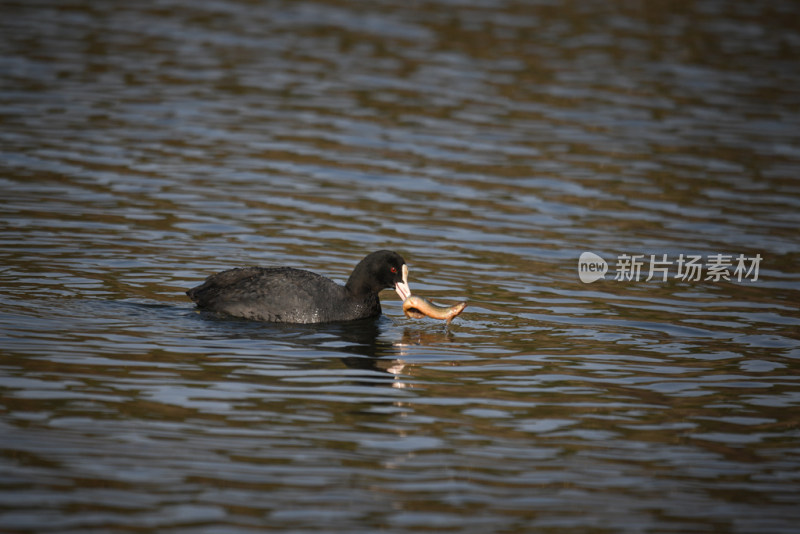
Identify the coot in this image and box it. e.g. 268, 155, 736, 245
186, 250, 410, 323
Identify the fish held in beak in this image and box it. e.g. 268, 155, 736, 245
402, 295, 467, 325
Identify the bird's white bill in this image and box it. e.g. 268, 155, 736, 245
395, 264, 411, 301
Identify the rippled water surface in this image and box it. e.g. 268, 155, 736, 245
2, 1, 800, 532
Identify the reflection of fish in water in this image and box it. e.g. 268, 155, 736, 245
402, 295, 467, 325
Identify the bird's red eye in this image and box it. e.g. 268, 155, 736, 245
390, 267, 397, 274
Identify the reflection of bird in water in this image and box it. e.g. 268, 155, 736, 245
340, 323, 463, 391
189, 293, 462, 390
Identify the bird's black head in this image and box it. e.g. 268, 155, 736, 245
346, 250, 410, 300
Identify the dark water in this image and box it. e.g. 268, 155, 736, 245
2, 1, 800, 532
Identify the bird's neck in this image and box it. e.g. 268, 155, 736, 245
345, 264, 377, 298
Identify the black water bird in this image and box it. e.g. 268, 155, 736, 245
187, 250, 410, 324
